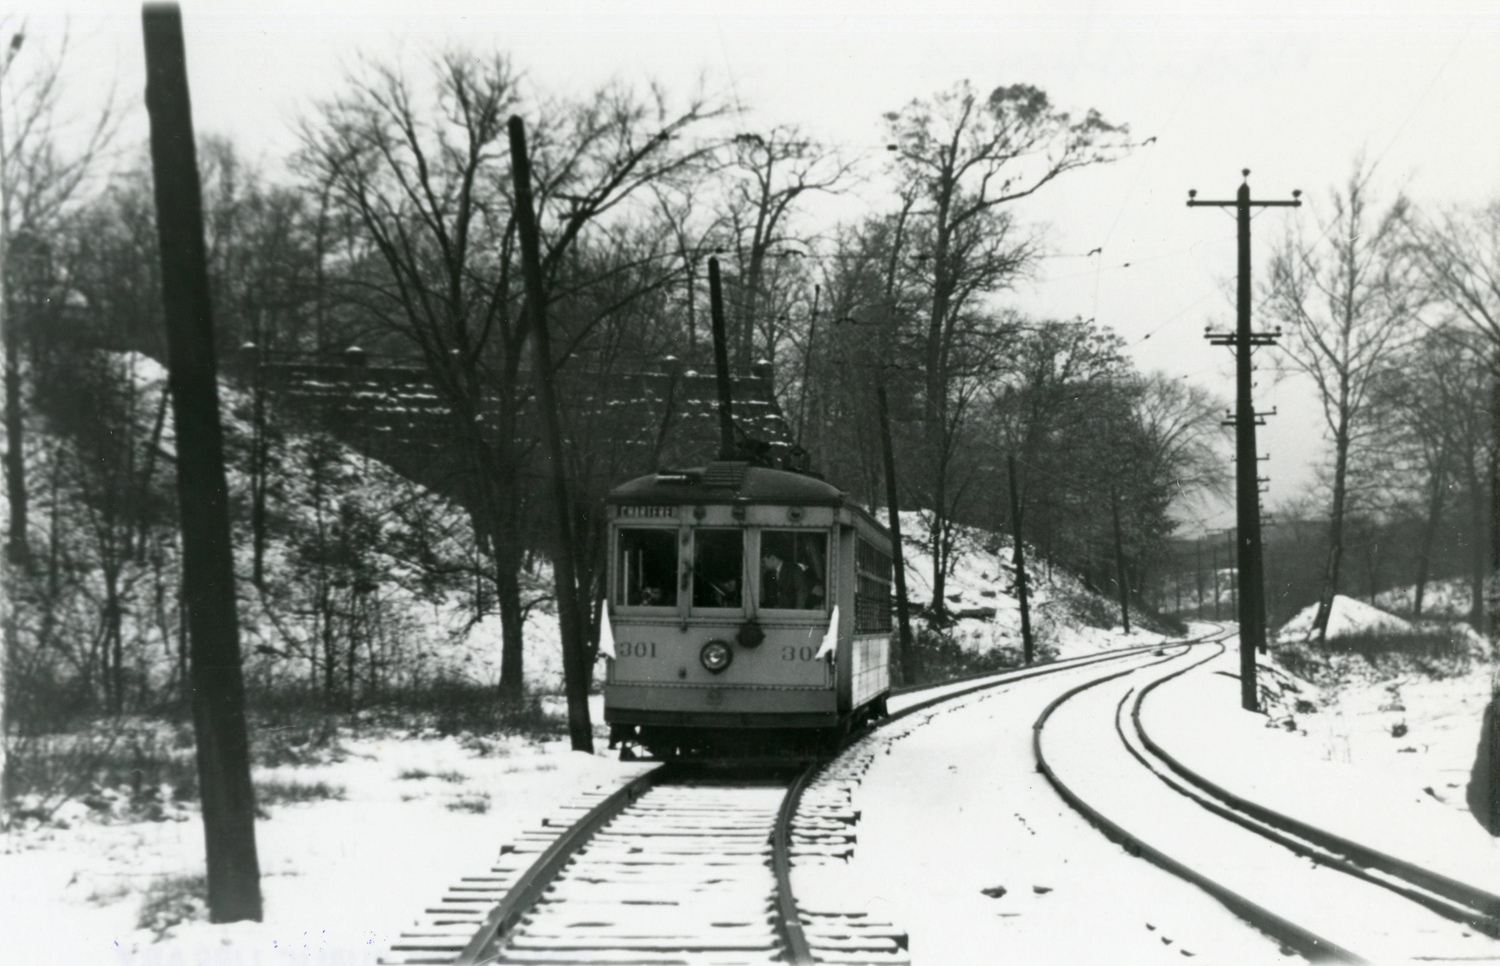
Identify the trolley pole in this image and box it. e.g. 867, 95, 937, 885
1190, 171, 1299, 712
707, 258, 737, 461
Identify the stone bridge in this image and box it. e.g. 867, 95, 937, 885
243, 348, 806, 518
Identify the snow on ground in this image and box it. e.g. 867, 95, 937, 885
7, 622, 1497, 963
1145, 646, 1500, 898
799, 649, 1304, 964
1277, 594, 1415, 643
1, 698, 648, 966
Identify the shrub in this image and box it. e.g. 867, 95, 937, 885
4, 723, 198, 826
905, 628, 1026, 687
137, 874, 207, 937
254, 778, 345, 808
445, 792, 490, 814
1321, 627, 1470, 665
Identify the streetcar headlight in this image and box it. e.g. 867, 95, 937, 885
700, 639, 733, 674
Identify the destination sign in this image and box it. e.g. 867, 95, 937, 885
618, 505, 677, 518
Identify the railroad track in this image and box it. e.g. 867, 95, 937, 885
381, 632, 1223, 966
1037, 638, 1500, 963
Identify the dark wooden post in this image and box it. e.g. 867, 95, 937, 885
141, 2, 262, 923
877, 381, 915, 683
1009, 456, 1035, 665
1111, 487, 1131, 634
507, 115, 592, 753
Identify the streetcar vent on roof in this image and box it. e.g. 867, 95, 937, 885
702, 461, 749, 489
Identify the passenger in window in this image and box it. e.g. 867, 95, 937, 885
618, 528, 678, 607
762, 550, 814, 608
692, 530, 743, 608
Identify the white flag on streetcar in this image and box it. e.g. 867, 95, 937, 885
815, 605, 840, 660
598, 606, 617, 660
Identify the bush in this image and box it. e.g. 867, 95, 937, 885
362, 680, 566, 739
137, 874, 207, 937
1320, 625, 1474, 675
254, 778, 345, 808
905, 628, 1027, 687
4, 723, 198, 825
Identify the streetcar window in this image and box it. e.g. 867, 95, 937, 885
616, 528, 678, 607
759, 530, 828, 611
691, 529, 743, 609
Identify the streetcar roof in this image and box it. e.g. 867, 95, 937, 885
609, 462, 843, 506
607, 462, 888, 538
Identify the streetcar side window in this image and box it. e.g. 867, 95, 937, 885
616, 528, 678, 607
759, 530, 828, 611
691, 529, 743, 609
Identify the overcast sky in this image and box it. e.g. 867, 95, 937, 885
10, 0, 1500, 531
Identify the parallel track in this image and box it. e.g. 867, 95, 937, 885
1037, 634, 1500, 963
1127, 643, 1500, 941
383, 632, 1223, 966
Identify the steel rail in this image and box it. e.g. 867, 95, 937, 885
765, 627, 1233, 965
883, 621, 1231, 723
452, 767, 663, 966
448, 626, 1231, 966
772, 764, 820, 965
1031, 645, 1366, 964
1127, 645, 1500, 937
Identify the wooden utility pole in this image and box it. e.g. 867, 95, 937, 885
508, 115, 592, 753
1192, 171, 1299, 711
1110, 488, 1131, 634
877, 381, 915, 682
1196, 539, 1206, 620
1212, 543, 1221, 620
1008, 456, 1035, 665
142, 2, 261, 922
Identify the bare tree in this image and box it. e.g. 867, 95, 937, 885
883, 80, 1129, 617
1266, 163, 1416, 642
719, 125, 853, 365
300, 51, 719, 727
1133, 374, 1232, 501
1403, 200, 1500, 633
2, 26, 114, 566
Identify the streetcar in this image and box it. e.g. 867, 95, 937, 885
602, 459, 894, 758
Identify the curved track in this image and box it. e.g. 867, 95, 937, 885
382, 637, 1206, 966
1037, 636, 1500, 964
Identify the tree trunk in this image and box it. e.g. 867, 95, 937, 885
1414, 465, 1448, 617
1313, 427, 1352, 643
494, 528, 525, 702
4, 261, 26, 567
1470, 469, 1487, 632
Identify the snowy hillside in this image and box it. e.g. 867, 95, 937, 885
1277, 594, 1416, 643
1374, 575, 1479, 620
895, 510, 1173, 663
